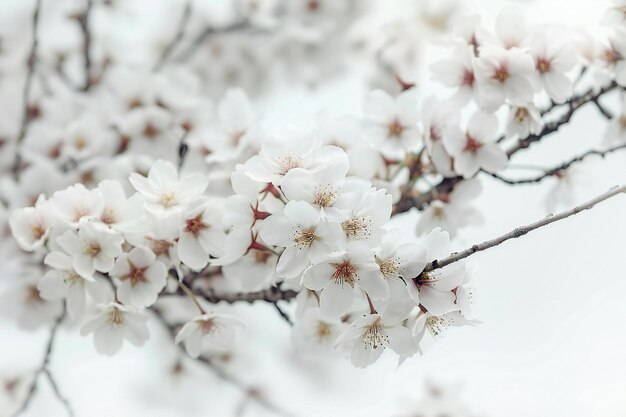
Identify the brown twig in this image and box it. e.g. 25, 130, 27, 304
505, 82, 620, 157
11, 312, 73, 417
189, 285, 299, 305
422, 184, 626, 272
175, 19, 250, 62
153, 1, 192, 71
151, 308, 297, 417
393, 82, 624, 215
12, 0, 42, 177
486, 143, 626, 185
77, 0, 94, 91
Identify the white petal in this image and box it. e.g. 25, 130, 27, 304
320, 283, 355, 318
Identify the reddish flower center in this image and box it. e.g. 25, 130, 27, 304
464, 134, 482, 153
148, 238, 173, 256
429, 125, 441, 142
32, 223, 45, 240
388, 119, 404, 137
185, 214, 207, 236
492, 66, 509, 82
122, 262, 148, 287
604, 48, 621, 64
253, 250, 271, 264
330, 260, 357, 287
515, 107, 529, 123
462, 69, 475, 86
143, 123, 160, 139
536, 57, 551, 73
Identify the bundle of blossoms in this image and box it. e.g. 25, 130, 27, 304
2, 0, 626, 414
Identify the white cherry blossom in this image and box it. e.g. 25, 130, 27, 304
474, 46, 536, 111
175, 312, 243, 358
129, 160, 208, 214
51, 183, 104, 227
528, 33, 577, 103
110, 246, 168, 308
416, 179, 483, 238
335, 313, 418, 368
505, 104, 543, 139
260, 200, 343, 278
410, 228, 467, 316
56, 221, 124, 278
38, 251, 109, 319
302, 241, 389, 318
363, 88, 420, 157
443, 111, 508, 178
9, 195, 53, 252
80, 303, 150, 356
177, 198, 226, 271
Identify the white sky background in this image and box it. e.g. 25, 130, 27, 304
2, 0, 626, 416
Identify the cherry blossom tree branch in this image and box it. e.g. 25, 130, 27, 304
153, 1, 192, 71
151, 308, 297, 417
188, 285, 299, 304
393, 82, 625, 214
12, 0, 42, 177
272, 301, 294, 326
11, 313, 73, 417
506, 82, 621, 156
423, 184, 626, 272
591, 97, 614, 120
175, 19, 251, 62
485, 143, 626, 185
77, 0, 94, 91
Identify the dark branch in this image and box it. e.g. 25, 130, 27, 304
272, 302, 293, 326
77, 0, 94, 91
189, 285, 299, 305
422, 184, 626, 272
11, 313, 73, 417
485, 143, 626, 185
393, 81, 624, 215
153, 1, 192, 71
151, 308, 297, 417
175, 19, 250, 62
506, 82, 621, 157
12, 0, 42, 177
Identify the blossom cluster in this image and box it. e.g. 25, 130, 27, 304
2, 1, 626, 371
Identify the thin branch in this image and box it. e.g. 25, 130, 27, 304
175, 19, 250, 62
506, 82, 621, 157
77, 0, 94, 91
153, 1, 192, 71
12, 0, 42, 176
42, 369, 73, 416
11, 312, 73, 417
177, 131, 189, 169
486, 143, 626, 185
272, 302, 293, 326
592, 97, 614, 119
151, 309, 297, 417
423, 184, 626, 272
189, 285, 299, 305
393, 82, 624, 215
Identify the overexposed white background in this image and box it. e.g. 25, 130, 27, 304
2, 0, 625, 416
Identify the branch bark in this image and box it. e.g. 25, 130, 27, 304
151, 308, 297, 417
77, 0, 94, 91
393, 82, 624, 215
486, 143, 626, 185
189, 286, 299, 305
11, 313, 73, 417
423, 184, 626, 272
12, 0, 42, 177
153, 1, 191, 71
175, 19, 250, 62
